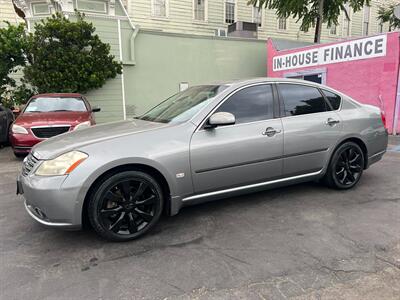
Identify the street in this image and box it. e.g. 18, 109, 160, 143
0, 139, 399, 300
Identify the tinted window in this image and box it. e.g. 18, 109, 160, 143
322, 90, 341, 110
279, 84, 327, 116
216, 85, 274, 124
24, 97, 87, 113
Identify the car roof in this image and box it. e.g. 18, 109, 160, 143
31, 93, 84, 98
214, 77, 322, 87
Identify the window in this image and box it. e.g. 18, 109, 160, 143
24, 97, 88, 113
252, 7, 262, 27
153, 0, 167, 17
278, 18, 287, 31
363, 5, 370, 36
194, 0, 206, 21
342, 3, 351, 37
278, 84, 327, 116
225, 0, 235, 24
32, 2, 50, 15
216, 85, 274, 124
76, 0, 107, 14
138, 85, 228, 124
322, 90, 341, 110
329, 24, 337, 35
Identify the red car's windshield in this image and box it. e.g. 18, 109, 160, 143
24, 97, 87, 113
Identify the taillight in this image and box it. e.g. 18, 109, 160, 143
380, 111, 386, 128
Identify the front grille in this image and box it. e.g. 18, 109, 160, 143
22, 153, 39, 176
31, 126, 70, 139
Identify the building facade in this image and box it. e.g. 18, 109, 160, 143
126, 0, 390, 42
9, 0, 268, 123
0, 0, 22, 27
2, 1, 391, 41
3, 0, 396, 125
267, 32, 400, 134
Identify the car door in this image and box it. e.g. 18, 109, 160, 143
0, 105, 8, 142
276, 83, 343, 176
190, 84, 284, 194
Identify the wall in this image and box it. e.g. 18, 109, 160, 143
82, 19, 267, 120
127, 0, 390, 43
0, 0, 21, 27
267, 32, 400, 134
77, 17, 126, 123
21, 0, 267, 123
122, 30, 267, 117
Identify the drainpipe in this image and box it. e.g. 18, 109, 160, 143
117, 0, 139, 65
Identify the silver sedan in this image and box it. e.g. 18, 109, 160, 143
17, 78, 388, 241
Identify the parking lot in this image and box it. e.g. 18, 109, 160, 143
0, 139, 399, 300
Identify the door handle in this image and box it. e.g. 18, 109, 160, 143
262, 127, 281, 137
325, 118, 340, 126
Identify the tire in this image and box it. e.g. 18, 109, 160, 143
14, 151, 26, 158
5, 123, 11, 145
324, 141, 365, 189
88, 170, 164, 242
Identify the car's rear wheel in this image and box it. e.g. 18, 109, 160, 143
88, 171, 163, 242
324, 142, 365, 189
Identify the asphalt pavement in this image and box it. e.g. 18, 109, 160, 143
0, 138, 399, 300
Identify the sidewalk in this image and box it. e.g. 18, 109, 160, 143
389, 135, 400, 145
388, 135, 400, 152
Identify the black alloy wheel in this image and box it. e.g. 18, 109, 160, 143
88, 171, 163, 241
324, 142, 365, 189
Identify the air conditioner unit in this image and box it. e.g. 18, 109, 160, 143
227, 21, 258, 39
215, 28, 227, 37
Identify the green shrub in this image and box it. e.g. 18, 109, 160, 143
24, 13, 122, 94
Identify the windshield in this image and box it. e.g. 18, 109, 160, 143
24, 97, 88, 113
137, 85, 228, 124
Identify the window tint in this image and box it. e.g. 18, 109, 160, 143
216, 85, 274, 124
279, 84, 327, 116
322, 90, 341, 110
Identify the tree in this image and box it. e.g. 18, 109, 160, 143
378, 1, 400, 31
248, 0, 369, 43
24, 13, 122, 94
0, 22, 27, 100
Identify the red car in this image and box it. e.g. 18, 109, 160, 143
10, 93, 100, 157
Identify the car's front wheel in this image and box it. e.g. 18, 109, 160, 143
88, 170, 163, 242
324, 141, 365, 189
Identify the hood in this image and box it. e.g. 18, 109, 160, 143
16, 111, 91, 127
32, 119, 168, 159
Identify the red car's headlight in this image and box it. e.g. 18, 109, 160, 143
11, 124, 29, 134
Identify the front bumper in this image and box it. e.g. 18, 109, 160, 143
18, 173, 82, 230
10, 133, 42, 154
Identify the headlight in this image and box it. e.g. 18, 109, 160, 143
74, 121, 91, 131
35, 151, 88, 176
12, 124, 28, 134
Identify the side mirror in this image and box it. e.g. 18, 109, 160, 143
92, 106, 101, 113
207, 112, 235, 128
